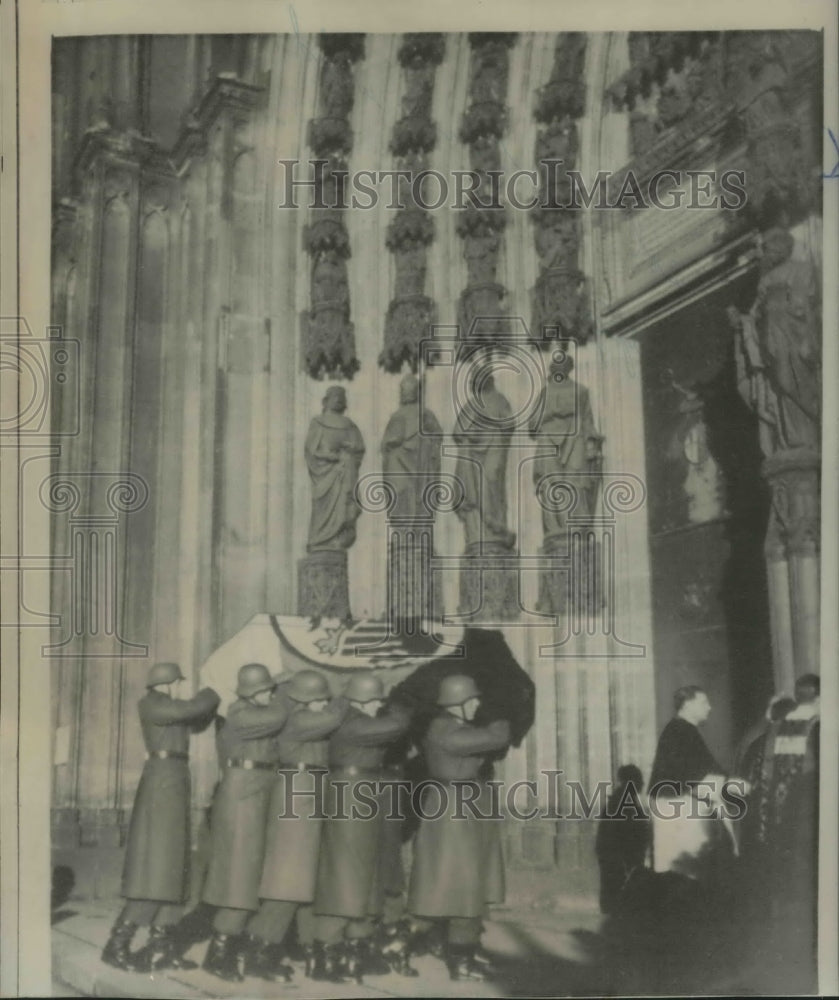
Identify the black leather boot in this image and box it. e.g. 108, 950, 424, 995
133, 925, 198, 973
343, 938, 365, 985
447, 944, 492, 982
241, 934, 293, 983
308, 940, 348, 983
202, 932, 244, 982
302, 943, 317, 978
357, 935, 393, 976
101, 918, 139, 971
380, 919, 420, 977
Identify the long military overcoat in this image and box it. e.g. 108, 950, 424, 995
314, 706, 408, 918
201, 696, 289, 911
122, 686, 219, 903
407, 713, 511, 918
257, 696, 348, 902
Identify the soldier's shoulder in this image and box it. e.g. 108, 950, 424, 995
426, 713, 457, 737
225, 698, 251, 719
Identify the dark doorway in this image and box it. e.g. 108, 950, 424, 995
639, 275, 773, 763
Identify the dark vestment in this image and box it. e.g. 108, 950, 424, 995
649, 718, 722, 797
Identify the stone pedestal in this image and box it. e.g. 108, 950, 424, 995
537, 533, 603, 619
457, 544, 520, 624
387, 523, 438, 634
297, 550, 351, 620
762, 448, 820, 690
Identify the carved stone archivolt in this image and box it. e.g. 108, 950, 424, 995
456, 34, 516, 340
722, 31, 821, 228
380, 34, 444, 374
302, 34, 365, 381
530, 35, 592, 348
607, 31, 821, 232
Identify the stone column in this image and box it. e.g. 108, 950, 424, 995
763, 448, 821, 691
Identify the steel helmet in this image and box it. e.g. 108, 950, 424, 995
345, 672, 384, 704
287, 670, 331, 704
437, 673, 480, 707
236, 662, 276, 699
146, 662, 185, 688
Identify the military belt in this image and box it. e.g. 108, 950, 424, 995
279, 761, 320, 771
330, 765, 381, 778
226, 757, 275, 771
146, 750, 188, 761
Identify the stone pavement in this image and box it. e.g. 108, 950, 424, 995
51, 898, 610, 999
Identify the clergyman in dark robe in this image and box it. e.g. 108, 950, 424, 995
304, 385, 366, 552
648, 685, 732, 883
649, 686, 723, 799
381, 373, 443, 520
453, 370, 515, 553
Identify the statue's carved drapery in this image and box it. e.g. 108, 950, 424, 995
380, 374, 444, 629
728, 226, 821, 688
298, 385, 366, 621
529, 351, 604, 614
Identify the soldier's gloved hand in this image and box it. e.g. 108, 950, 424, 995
330, 695, 351, 719
488, 719, 512, 741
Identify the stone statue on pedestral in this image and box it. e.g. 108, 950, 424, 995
726, 227, 821, 459
453, 368, 515, 554
304, 385, 366, 553
381, 374, 443, 521
529, 350, 604, 547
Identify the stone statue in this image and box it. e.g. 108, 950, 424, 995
726, 227, 821, 458
453, 369, 515, 553
381, 374, 443, 520
528, 352, 604, 546
304, 385, 366, 552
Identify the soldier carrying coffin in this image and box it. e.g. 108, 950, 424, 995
311, 672, 413, 983
200, 662, 289, 982
101, 662, 219, 973
406, 673, 512, 981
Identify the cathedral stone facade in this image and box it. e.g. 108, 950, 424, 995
49, 32, 823, 896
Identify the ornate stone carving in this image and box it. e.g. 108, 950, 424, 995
530, 35, 592, 347
381, 373, 444, 522
529, 350, 605, 616
722, 31, 820, 226
529, 351, 604, 542
534, 33, 587, 123
303, 385, 366, 553
380, 34, 444, 374
455, 35, 516, 342
763, 450, 820, 561
301, 35, 365, 380
298, 385, 366, 620
378, 374, 445, 626
728, 225, 821, 684
453, 369, 516, 555
728, 227, 821, 458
